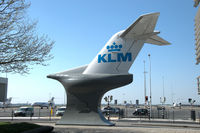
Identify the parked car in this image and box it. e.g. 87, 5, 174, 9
157, 106, 165, 110
14, 107, 34, 117
133, 108, 148, 116
56, 106, 66, 116
102, 107, 120, 115
32, 102, 49, 109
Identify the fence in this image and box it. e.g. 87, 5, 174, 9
118, 105, 200, 122
0, 107, 57, 120
1, 105, 200, 123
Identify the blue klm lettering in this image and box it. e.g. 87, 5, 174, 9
98, 53, 132, 63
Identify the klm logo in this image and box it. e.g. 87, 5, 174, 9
98, 42, 132, 63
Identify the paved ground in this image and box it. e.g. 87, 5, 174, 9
1, 106, 200, 132
52, 126, 200, 133
1, 116, 200, 133
38, 119, 200, 133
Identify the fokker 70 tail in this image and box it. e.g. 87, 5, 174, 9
83, 12, 170, 75
47, 12, 170, 126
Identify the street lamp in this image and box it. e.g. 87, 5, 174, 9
104, 95, 113, 108
143, 60, 147, 105
104, 95, 113, 120
148, 54, 152, 118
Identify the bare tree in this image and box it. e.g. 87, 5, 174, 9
0, 0, 54, 74
194, 0, 200, 7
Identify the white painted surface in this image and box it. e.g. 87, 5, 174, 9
83, 13, 170, 75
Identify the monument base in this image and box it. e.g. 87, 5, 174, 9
56, 109, 115, 126
47, 66, 133, 126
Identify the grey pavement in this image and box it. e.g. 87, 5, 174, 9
1, 106, 200, 132
51, 126, 200, 133
33, 118, 200, 133
1, 116, 200, 132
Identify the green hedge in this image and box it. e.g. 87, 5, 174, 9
0, 122, 41, 133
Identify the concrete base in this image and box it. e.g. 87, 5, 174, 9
47, 66, 133, 126
56, 109, 115, 126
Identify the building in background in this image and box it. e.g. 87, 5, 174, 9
194, 0, 200, 95
197, 76, 200, 95
195, 0, 200, 64
0, 77, 8, 102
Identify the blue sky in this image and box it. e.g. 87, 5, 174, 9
4, 0, 200, 105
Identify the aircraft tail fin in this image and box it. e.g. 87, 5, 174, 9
7, 97, 12, 103
83, 13, 170, 75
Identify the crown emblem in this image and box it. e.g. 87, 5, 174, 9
106, 42, 122, 52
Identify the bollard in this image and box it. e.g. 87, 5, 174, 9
39, 108, 40, 119
118, 108, 120, 120
11, 109, 14, 121
162, 107, 164, 119
108, 111, 110, 121
125, 106, 128, 118
120, 109, 124, 118
148, 108, 150, 120
191, 110, 196, 121
172, 110, 174, 123
198, 112, 200, 124
49, 107, 52, 121
30, 110, 32, 121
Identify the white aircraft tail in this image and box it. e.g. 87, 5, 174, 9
48, 97, 55, 108
6, 97, 12, 104
83, 13, 170, 75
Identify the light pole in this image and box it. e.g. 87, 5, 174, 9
143, 60, 147, 105
162, 76, 164, 98
148, 54, 152, 118
104, 95, 113, 121
161, 76, 166, 119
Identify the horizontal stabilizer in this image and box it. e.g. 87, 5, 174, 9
145, 35, 170, 46
120, 13, 160, 39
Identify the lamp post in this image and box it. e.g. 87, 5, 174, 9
148, 54, 152, 118
144, 60, 147, 105
161, 76, 166, 119
104, 95, 113, 120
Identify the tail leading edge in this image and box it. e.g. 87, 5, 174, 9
83, 13, 170, 75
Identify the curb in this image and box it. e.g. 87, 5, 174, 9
128, 122, 200, 128
115, 120, 200, 128
118, 119, 199, 125
21, 126, 54, 133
